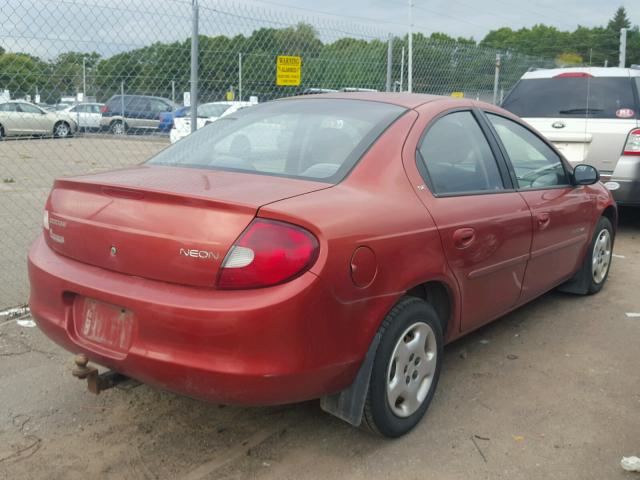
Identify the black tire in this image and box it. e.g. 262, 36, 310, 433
0, 124, 4, 140
362, 297, 443, 438
110, 120, 126, 135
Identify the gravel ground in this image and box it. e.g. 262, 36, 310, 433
0, 207, 638, 479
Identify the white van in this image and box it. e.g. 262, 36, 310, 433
502, 67, 640, 205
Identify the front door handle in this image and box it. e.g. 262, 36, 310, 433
537, 212, 551, 230
453, 228, 476, 249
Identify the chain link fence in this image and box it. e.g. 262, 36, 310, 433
0, 0, 554, 310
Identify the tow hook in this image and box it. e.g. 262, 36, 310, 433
71, 353, 130, 394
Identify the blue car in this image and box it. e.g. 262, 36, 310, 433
158, 106, 190, 132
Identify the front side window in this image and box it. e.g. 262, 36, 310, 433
417, 111, 505, 195
147, 99, 406, 183
18, 103, 43, 114
198, 104, 232, 118
487, 113, 569, 189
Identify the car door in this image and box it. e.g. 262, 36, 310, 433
88, 104, 103, 128
16, 103, 49, 134
406, 108, 533, 332
484, 112, 594, 301
147, 99, 172, 130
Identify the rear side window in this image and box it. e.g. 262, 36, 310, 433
487, 114, 569, 189
502, 77, 637, 119
147, 99, 406, 183
417, 111, 505, 195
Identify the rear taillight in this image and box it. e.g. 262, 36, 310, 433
217, 218, 319, 289
100, 105, 108, 113
623, 128, 640, 156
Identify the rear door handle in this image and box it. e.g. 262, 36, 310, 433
537, 212, 551, 230
453, 228, 476, 249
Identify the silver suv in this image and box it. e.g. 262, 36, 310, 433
502, 67, 640, 205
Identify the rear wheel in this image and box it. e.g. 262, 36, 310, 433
53, 121, 71, 138
110, 120, 126, 135
362, 297, 443, 438
0, 124, 4, 140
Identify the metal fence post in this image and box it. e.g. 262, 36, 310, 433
407, 0, 413, 93
190, 0, 199, 133
171, 80, 175, 104
120, 81, 125, 134
239, 52, 243, 101
386, 34, 393, 92
493, 53, 501, 105
400, 46, 405, 92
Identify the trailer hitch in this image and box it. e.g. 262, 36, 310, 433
71, 353, 131, 394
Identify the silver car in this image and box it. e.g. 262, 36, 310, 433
502, 67, 640, 205
0, 100, 78, 139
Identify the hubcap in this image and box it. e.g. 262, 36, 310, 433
112, 122, 124, 135
386, 322, 437, 418
56, 123, 69, 137
592, 229, 612, 284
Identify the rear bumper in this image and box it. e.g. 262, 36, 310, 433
28, 235, 365, 405
606, 156, 640, 205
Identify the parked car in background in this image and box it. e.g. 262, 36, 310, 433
0, 100, 77, 138
502, 67, 640, 205
100, 94, 176, 135
158, 105, 189, 133
30, 93, 615, 438
62, 103, 104, 131
169, 101, 256, 143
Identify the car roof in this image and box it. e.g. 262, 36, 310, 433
281, 92, 468, 109
521, 67, 640, 79
202, 101, 253, 106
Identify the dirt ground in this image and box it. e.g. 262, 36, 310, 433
1, 211, 639, 480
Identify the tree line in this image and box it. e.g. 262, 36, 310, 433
0, 7, 636, 105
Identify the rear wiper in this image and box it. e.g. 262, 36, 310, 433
558, 108, 603, 114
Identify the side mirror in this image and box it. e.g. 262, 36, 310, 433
573, 164, 600, 185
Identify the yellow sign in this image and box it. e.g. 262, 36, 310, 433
451, 91, 464, 98
225, 90, 235, 101
276, 55, 301, 86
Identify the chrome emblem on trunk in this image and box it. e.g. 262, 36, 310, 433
180, 248, 220, 260
552, 121, 565, 129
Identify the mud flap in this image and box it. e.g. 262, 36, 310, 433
320, 332, 381, 427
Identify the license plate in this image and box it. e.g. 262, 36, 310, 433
75, 297, 134, 353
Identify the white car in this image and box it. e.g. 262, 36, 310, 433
502, 66, 640, 205
170, 101, 256, 143
0, 100, 78, 139
62, 103, 104, 130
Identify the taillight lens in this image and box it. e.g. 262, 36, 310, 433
217, 218, 319, 289
100, 105, 108, 113
623, 128, 640, 156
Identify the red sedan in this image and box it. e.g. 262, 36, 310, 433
28, 93, 616, 437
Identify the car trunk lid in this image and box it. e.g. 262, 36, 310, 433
45, 165, 330, 287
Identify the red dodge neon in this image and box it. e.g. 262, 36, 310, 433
28, 93, 616, 437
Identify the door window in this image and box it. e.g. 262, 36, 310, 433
487, 113, 569, 190
417, 111, 505, 195
0, 103, 17, 112
18, 103, 43, 114
149, 100, 170, 113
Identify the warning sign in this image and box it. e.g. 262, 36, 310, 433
276, 55, 301, 86
450, 91, 464, 98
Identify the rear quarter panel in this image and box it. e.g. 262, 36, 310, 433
259, 109, 461, 362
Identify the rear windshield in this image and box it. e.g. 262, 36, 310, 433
147, 99, 406, 183
502, 77, 638, 119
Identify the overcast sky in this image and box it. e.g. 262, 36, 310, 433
1, 0, 638, 59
